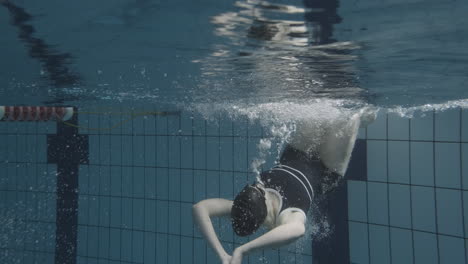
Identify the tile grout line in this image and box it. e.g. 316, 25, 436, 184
386, 113, 393, 264
460, 108, 467, 264
433, 110, 441, 264
409, 116, 415, 264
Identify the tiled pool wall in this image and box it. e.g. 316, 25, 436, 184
0, 121, 57, 263
74, 109, 312, 264
349, 108, 468, 264
0, 108, 467, 264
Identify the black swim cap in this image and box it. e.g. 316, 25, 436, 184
231, 184, 267, 237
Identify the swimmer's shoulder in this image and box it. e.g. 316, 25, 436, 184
277, 207, 307, 226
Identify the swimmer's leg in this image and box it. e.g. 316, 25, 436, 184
319, 113, 361, 176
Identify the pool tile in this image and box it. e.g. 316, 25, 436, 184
132, 111, 145, 134
121, 135, 133, 166
109, 197, 121, 228
349, 221, 369, 264
463, 143, 468, 190
181, 237, 194, 264
181, 136, 193, 168
220, 171, 234, 200
168, 201, 181, 235
410, 142, 434, 186
180, 111, 193, 136
156, 168, 169, 199
99, 196, 110, 227
156, 200, 169, 233
435, 108, 460, 142
435, 142, 461, 188
193, 238, 207, 264
219, 137, 234, 171
206, 136, 220, 170
206, 170, 220, 198
156, 116, 168, 135
144, 232, 156, 263
347, 180, 367, 222
145, 199, 156, 232
411, 186, 436, 232
99, 135, 111, 165
390, 228, 413, 264
89, 135, 99, 164
439, 235, 466, 264
109, 113, 123, 136
168, 169, 181, 201
132, 231, 144, 263
98, 227, 109, 259
132, 198, 145, 230
110, 136, 122, 165
368, 182, 388, 225
193, 170, 206, 202
133, 167, 145, 198
367, 112, 387, 140
110, 166, 121, 196
156, 233, 168, 263
88, 195, 99, 226
369, 225, 390, 264
144, 167, 156, 199
388, 114, 409, 140
156, 135, 169, 167
413, 231, 438, 264
108, 228, 120, 260
99, 166, 110, 195
206, 118, 220, 137
121, 198, 132, 229
388, 141, 410, 184
463, 109, 468, 142
299, 254, 312, 264
367, 141, 387, 182
87, 226, 99, 258
181, 203, 194, 237
193, 137, 206, 169
192, 112, 206, 136
77, 225, 88, 256
144, 135, 156, 166
389, 184, 411, 228
168, 136, 181, 168
167, 115, 181, 136
181, 169, 194, 202
279, 251, 295, 264
436, 188, 464, 237
233, 137, 248, 172
410, 112, 434, 141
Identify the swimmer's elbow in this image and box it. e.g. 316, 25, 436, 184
192, 202, 205, 215
288, 222, 305, 239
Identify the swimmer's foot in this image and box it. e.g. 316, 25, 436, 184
359, 107, 378, 128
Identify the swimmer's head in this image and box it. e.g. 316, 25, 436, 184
231, 183, 267, 236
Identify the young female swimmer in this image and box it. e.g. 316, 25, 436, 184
193, 112, 368, 264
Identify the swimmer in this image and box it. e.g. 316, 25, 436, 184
193, 110, 374, 264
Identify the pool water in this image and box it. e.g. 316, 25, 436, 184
1, 0, 468, 263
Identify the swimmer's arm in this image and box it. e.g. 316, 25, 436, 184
193, 198, 233, 264
231, 212, 306, 264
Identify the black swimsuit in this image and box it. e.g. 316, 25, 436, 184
260, 145, 328, 215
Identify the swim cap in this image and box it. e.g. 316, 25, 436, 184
231, 184, 267, 236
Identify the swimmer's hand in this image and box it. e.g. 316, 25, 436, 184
221, 254, 232, 264
230, 247, 244, 264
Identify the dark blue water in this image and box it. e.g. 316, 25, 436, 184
1, 0, 467, 109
